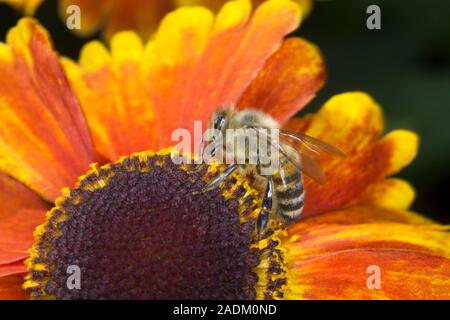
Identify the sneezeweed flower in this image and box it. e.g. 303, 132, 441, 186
0, 0, 42, 15
0, 0, 449, 299
57, 0, 312, 41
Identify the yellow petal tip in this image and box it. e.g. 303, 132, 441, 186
79, 40, 111, 71
111, 31, 144, 62
383, 129, 419, 175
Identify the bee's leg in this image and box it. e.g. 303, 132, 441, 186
185, 163, 206, 174
186, 139, 208, 174
256, 177, 274, 239
194, 163, 239, 194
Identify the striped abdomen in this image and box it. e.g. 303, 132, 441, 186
273, 157, 304, 226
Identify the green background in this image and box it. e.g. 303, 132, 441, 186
0, 0, 449, 223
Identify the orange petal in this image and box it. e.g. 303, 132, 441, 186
0, 274, 28, 300
238, 37, 326, 125
0, 18, 96, 201
62, 33, 157, 161
176, 0, 313, 18
175, 0, 227, 12
147, 0, 301, 148
64, 1, 301, 161
60, 0, 175, 40
286, 213, 449, 261
283, 114, 314, 133
58, 1, 311, 41
285, 93, 419, 217
298, 92, 385, 154
358, 178, 416, 210
284, 209, 450, 299
286, 249, 450, 299
0, 261, 26, 277
303, 130, 418, 216
292, 205, 434, 226
103, 0, 174, 41
377, 129, 419, 176
0, 173, 48, 264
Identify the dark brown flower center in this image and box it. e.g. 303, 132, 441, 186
25, 151, 286, 300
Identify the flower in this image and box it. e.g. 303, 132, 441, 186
0, 0, 42, 15
57, 0, 312, 40
0, 0, 449, 299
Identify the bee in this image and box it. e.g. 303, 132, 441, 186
196, 106, 346, 238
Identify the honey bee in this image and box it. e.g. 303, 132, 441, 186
195, 106, 346, 238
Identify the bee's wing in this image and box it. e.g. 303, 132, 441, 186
279, 129, 347, 158
299, 152, 327, 185
278, 129, 346, 185
253, 127, 303, 172
253, 127, 323, 185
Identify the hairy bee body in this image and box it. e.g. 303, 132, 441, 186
209, 107, 305, 227
202, 106, 344, 234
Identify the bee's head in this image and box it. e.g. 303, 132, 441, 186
210, 107, 231, 133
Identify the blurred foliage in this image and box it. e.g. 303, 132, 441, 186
0, 0, 449, 222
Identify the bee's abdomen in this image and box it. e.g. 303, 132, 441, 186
275, 182, 304, 212
273, 168, 304, 226
276, 182, 303, 200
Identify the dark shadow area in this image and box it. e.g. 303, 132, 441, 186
296, 0, 450, 223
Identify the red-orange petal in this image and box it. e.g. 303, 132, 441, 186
62, 34, 157, 161
304, 131, 418, 216
286, 249, 450, 299
176, 0, 313, 18
292, 205, 434, 226
60, 0, 175, 41
147, 0, 302, 149
0, 260, 26, 278
238, 37, 326, 125
286, 212, 449, 261
284, 208, 450, 299
0, 173, 48, 265
58, 0, 312, 41
0, 274, 28, 300
103, 0, 174, 41
285, 93, 418, 217
0, 18, 96, 201
63, 1, 302, 161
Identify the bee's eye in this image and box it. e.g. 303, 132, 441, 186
213, 114, 226, 130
